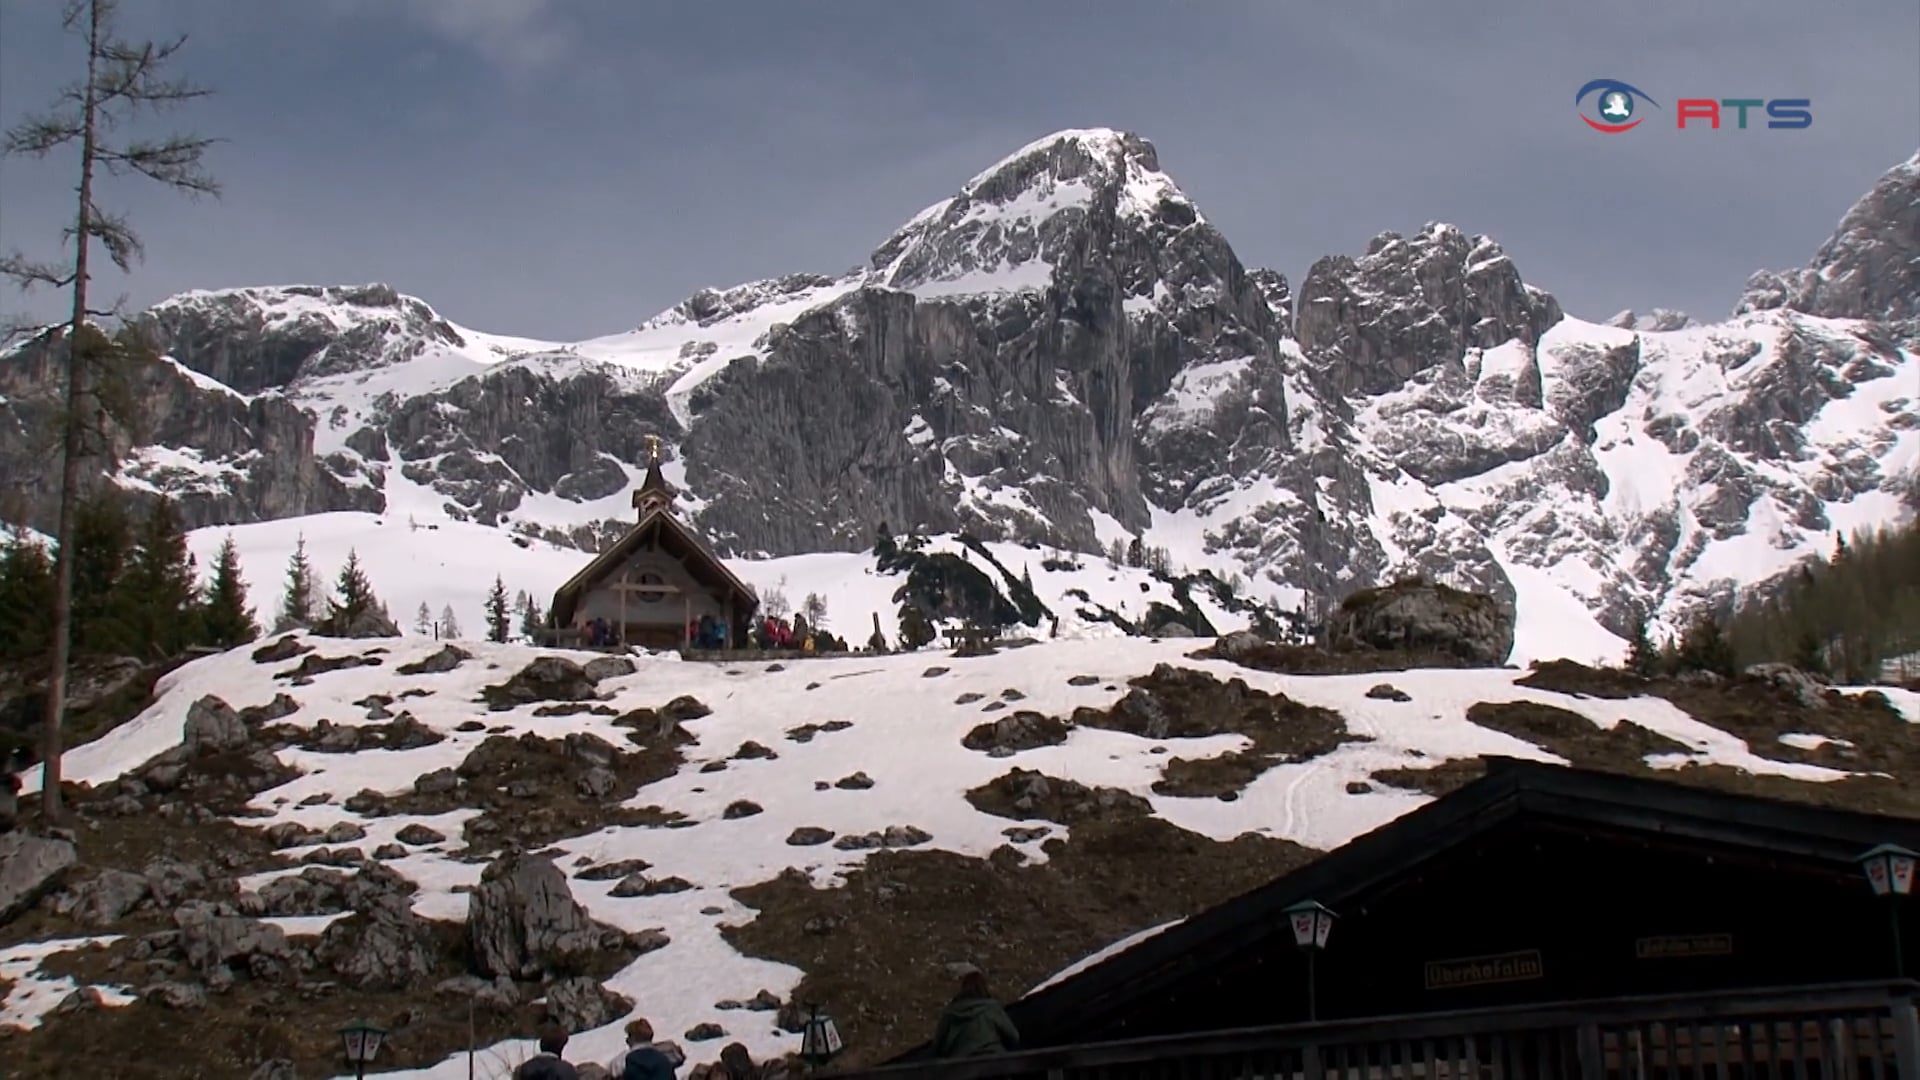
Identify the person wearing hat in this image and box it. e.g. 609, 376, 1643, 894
931, 964, 1019, 1058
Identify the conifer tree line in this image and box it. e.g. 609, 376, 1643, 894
1623, 520, 1920, 682
1723, 521, 1920, 681
0, 496, 257, 662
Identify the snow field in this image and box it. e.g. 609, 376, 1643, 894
10, 629, 1895, 1075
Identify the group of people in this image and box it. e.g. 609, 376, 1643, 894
511, 969, 1019, 1079
686, 613, 732, 650
513, 1019, 789, 1080
574, 612, 832, 654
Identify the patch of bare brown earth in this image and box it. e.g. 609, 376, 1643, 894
1075, 665, 1361, 798
0, 800, 288, 949
1369, 755, 1490, 797
364, 729, 687, 854
1373, 664, 1918, 817
1463, 701, 1695, 771
723, 818, 1315, 1069
1193, 637, 1479, 675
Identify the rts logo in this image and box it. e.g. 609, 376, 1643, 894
1576, 78, 1812, 132
1577, 78, 1657, 132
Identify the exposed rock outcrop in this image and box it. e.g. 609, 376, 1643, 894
1325, 579, 1516, 666
1738, 151, 1920, 321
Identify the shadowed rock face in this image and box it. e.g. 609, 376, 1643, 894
680, 131, 1287, 556
1294, 224, 1563, 399
0, 329, 379, 533
1738, 151, 1920, 321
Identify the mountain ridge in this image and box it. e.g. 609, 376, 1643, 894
2, 129, 1916, 655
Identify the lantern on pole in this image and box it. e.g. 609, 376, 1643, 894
1858, 843, 1917, 978
1283, 899, 1337, 1021
338, 1018, 386, 1080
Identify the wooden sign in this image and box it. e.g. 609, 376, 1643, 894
1635, 933, 1733, 959
1424, 949, 1544, 990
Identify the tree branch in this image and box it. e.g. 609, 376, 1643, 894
2, 111, 85, 157
95, 36, 211, 114
96, 135, 222, 195
60, 203, 144, 272
0, 253, 79, 292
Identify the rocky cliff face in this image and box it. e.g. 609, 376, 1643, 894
680, 130, 1286, 555
1738, 151, 1920, 322
0, 329, 376, 532
1, 134, 1914, 645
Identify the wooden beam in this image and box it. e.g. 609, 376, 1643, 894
607, 581, 682, 594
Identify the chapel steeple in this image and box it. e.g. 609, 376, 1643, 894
632, 434, 678, 520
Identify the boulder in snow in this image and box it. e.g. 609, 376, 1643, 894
1325, 578, 1515, 666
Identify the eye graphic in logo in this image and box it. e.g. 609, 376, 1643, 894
1576, 78, 1660, 132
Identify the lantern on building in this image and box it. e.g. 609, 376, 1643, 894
1283, 900, 1337, 1021
1858, 843, 1917, 978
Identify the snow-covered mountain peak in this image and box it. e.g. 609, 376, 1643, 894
869, 127, 1200, 297
957, 127, 1182, 214
132, 282, 551, 398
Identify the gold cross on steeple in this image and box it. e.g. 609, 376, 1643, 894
645, 434, 662, 464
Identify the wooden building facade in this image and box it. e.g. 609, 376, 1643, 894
849, 759, 1920, 1078
547, 441, 757, 650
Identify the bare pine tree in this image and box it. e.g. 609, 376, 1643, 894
1, 0, 219, 817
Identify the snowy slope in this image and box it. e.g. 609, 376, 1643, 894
185, 512, 1252, 652
7, 630, 1881, 1075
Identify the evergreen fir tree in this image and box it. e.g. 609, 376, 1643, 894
1126, 537, 1143, 568
200, 535, 259, 648
520, 597, 545, 641
0, 530, 55, 661
485, 575, 512, 643
1656, 634, 1681, 676
327, 549, 377, 628
414, 602, 433, 636
1789, 630, 1829, 676
1625, 612, 1658, 676
439, 604, 461, 640
874, 520, 898, 565
71, 496, 137, 656
1677, 614, 1737, 678
898, 604, 935, 651
275, 535, 317, 632
116, 495, 200, 657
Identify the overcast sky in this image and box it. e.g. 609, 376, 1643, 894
1, 0, 1915, 341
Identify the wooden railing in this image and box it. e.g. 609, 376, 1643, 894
832, 981, 1920, 1079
